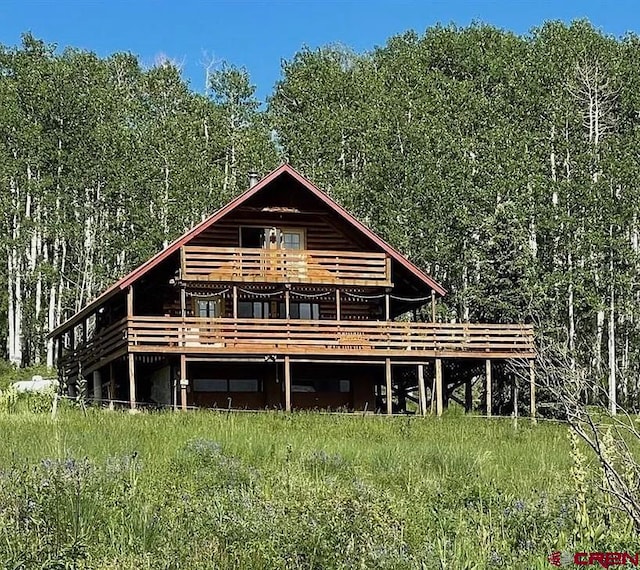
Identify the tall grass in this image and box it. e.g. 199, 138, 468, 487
0, 408, 632, 568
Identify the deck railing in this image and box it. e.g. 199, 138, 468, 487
180, 246, 391, 286
127, 317, 536, 359
59, 316, 535, 376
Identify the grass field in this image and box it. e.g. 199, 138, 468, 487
0, 406, 633, 569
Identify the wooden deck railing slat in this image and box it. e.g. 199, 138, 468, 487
181, 246, 391, 286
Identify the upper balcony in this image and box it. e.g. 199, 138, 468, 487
180, 246, 392, 287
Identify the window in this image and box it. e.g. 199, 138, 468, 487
193, 378, 228, 392
290, 302, 320, 320
239, 226, 305, 250
238, 301, 270, 318
196, 298, 223, 318
282, 230, 303, 250
193, 378, 261, 392
240, 227, 266, 248
290, 379, 350, 393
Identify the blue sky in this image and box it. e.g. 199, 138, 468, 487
1, 1, 639, 103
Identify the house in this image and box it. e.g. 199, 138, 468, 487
49, 165, 536, 415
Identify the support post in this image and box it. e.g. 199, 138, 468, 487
435, 358, 443, 417
128, 353, 136, 410
108, 362, 115, 410
465, 378, 473, 412
385, 293, 390, 321
285, 288, 290, 319
180, 285, 186, 317
335, 288, 341, 320
127, 285, 134, 318
284, 356, 291, 412
92, 370, 101, 403
512, 374, 519, 420
431, 290, 436, 322
417, 364, 426, 417
180, 354, 187, 411
385, 358, 392, 415
485, 359, 492, 417
232, 285, 238, 318
529, 360, 536, 422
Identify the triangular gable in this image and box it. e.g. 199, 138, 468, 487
50, 164, 446, 338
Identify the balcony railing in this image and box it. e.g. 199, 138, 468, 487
126, 317, 535, 359
59, 316, 535, 376
180, 246, 392, 286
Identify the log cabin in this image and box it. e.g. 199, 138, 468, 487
49, 164, 536, 416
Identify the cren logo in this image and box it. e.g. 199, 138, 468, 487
574, 552, 639, 569
548, 551, 572, 567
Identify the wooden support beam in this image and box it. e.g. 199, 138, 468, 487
108, 362, 115, 410
512, 374, 519, 420
417, 364, 426, 416
128, 353, 136, 410
92, 370, 101, 403
485, 359, 492, 417
232, 285, 238, 319
431, 290, 436, 323
385, 357, 392, 415
284, 356, 291, 412
127, 285, 134, 318
465, 378, 473, 412
385, 294, 390, 321
335, 288, 341, 320
180, 285, 186, 317
180, 354, 187, 411
285, 288, 290, 319
435, 358, 443, 417
529, 360, 536, 421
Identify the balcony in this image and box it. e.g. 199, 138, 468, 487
180, 246, 392, 286
60, 317, 535, 376
127, 317, 534, 359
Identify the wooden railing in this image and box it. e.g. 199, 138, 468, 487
180, 246, 392, 286
59, 317, 128, 375
126, 317, 536, 359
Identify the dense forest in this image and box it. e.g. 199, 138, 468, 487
1, 21, 640, 408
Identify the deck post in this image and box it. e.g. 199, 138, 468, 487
435, 358, 443, 417
108, 362, 115, 410
284, 356, 291, 412
127, 285, 134, 318
285, 288, 290, 319
417, 364, 426, 416
128, 353, 136, 410
180, 285, 186, 317
465, 378, 473, 412
92, 370, 101, 403
335, 288, 341, 320
529, 360, 536, 421
431, 290, 436, 322
485, 359, 492, 417
232, 285, 238, 318
384, 293, 390, 321
180, 354, 187, 411
385, 358, 392, 415
512, 373, 519, 419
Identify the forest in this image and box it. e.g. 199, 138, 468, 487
1, 20, 639, 409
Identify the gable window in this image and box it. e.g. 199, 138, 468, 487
240, 226, 305, 250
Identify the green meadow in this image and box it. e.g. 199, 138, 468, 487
0, 407, 632, 569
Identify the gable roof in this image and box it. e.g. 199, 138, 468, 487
50, 164, 446, 338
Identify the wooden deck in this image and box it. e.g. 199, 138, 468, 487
180, 246, 392, 286
61, 317, 535, 376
